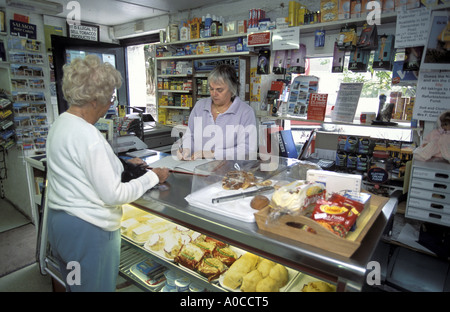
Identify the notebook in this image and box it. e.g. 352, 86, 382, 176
146, 155, 213, 174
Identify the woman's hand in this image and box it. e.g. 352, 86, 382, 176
151, 167, 170, 183
177, 148, 192, 160
192, 150, 214, 160
127, 157, 146, 166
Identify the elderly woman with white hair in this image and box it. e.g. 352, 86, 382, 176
177, 64, 257, 160
46, 55, 169, 292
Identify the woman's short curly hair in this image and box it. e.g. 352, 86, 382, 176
62, 54, 122, 107
208, 64, 240, 98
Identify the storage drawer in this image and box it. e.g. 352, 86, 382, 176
412, 167, 450, 183
406, 207, 450, 227
410, 179, 450, 194
409, 188, 449, 204
407, 197, 450, 215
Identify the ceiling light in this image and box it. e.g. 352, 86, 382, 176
6, 0, 64, 15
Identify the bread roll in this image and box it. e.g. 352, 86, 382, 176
256, 259, 276, 277
255, 276, 279, 292
223, 252, 259, 289
250, 195, 270, 210
301, 281, 336, 292
269, 264, 289, 288
241, 270, 263, 292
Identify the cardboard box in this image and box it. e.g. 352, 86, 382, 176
321, 0, 339, 22
224, 21, 237, 35
339, 0, 351, 19
306, 169, 362, 196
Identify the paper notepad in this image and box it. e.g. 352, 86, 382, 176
146, 155, 213, 174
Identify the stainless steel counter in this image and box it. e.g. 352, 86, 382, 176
133, 165, 398, 291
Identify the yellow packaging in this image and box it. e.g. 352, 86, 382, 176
288, 1, 297, 26
210, 45, 219, 54
190, 18, 200, 39
298, 6, 306, 25
321, 0, 338, 22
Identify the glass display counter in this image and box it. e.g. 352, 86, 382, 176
131, 158, 398, 291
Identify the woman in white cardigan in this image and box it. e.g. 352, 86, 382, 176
46, 55, 169, 291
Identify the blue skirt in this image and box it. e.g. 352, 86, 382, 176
47, 208, 121, 292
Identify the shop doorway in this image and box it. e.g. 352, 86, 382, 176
126, 43, 158, 119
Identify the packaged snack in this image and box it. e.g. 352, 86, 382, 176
174, 243, 205, 270
310, 197, 362, 237
197, 257, 226, 281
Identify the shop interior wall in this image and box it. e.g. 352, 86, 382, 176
2, 7, 54, 220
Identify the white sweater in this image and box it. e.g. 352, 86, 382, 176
46, 112, 159, 231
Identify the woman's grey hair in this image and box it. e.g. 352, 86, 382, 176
208, 64, 240, 98
62, 54, 122, 107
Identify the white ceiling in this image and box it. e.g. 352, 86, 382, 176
51, 0, 223, 26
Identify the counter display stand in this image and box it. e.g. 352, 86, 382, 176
33, 152, 397, 292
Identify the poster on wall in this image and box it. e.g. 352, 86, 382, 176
67, 23, 99, 41
413, 71, 450, 121
420, 10, 450, 71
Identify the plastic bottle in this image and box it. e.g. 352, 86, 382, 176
204, 14, 212, 37
218, 16, 223, 36
235, 37, 243, 52
200, 16, 205, 38
211, 15, 218, 36
179, 22, 189, 41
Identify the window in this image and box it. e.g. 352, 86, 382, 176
126, 43, 158, 118
289, 54, 417, 141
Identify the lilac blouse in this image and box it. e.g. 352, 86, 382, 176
182, 96, 257, 160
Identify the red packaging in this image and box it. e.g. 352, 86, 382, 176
311, 197, 362, 238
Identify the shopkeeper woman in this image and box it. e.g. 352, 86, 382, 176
177, 64, 257, 160
46, 55, 169, 292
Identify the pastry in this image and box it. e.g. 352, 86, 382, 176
131, 224, 153, 242
255, 276, 279, 292
120, 218, 140, 236
222, 252, 259, 289
197, 257, 226, 281
164, 237, 181, 259
147, 233, 164, 251
174, 243, 205, 270
222, 170, 256, 190
213, 246, 238, 266
194, 241, 216, 256
205, 236, 227, 248
302, 281, 336, 292
250, 195, 270, 210
241, 270, 263, 292
269, 264, 289, 288
256, 258, 276, 278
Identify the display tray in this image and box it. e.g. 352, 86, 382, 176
218, 265, 300, 292
254, 194, 389, 258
